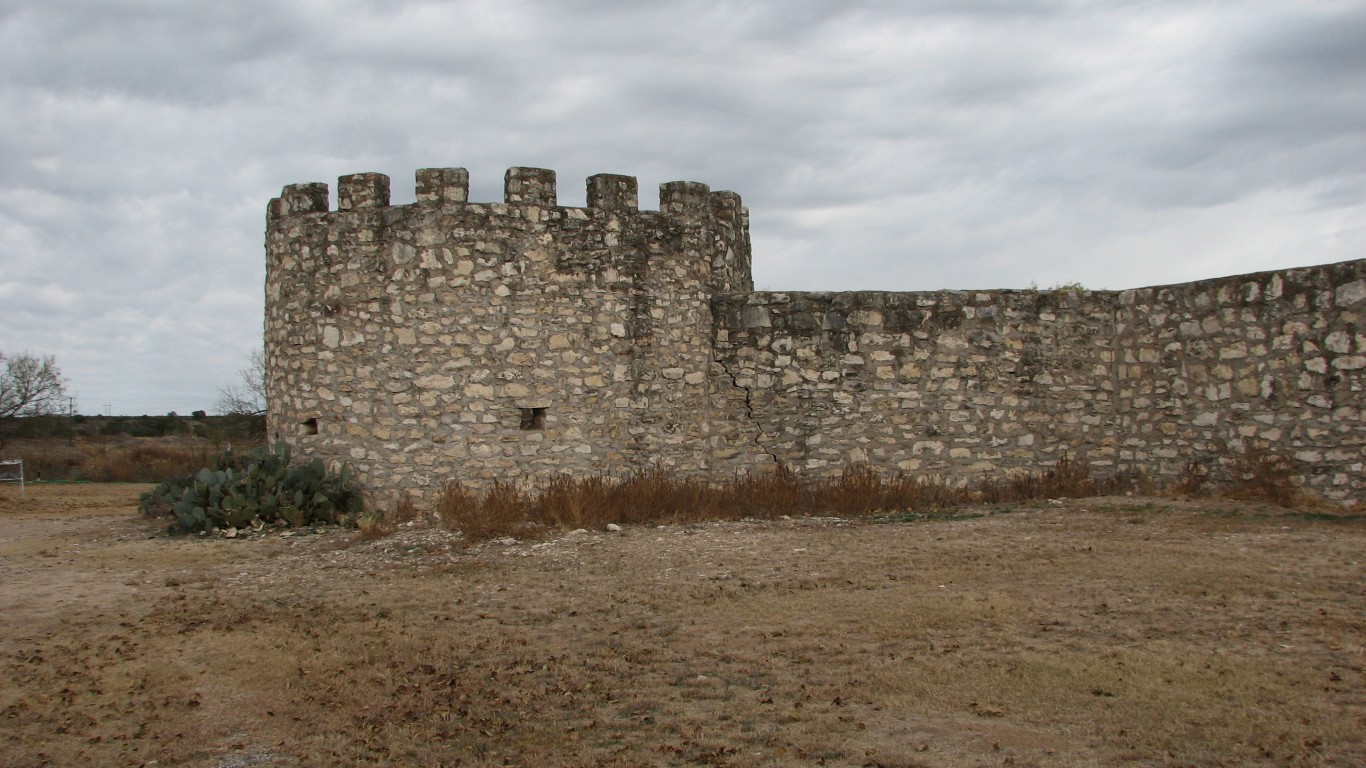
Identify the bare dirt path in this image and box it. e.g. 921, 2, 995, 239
1, 484, 1363, 767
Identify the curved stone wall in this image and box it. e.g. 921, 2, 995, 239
266, 167, 1365, 503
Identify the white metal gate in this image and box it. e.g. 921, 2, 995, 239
0, 458, 23, 496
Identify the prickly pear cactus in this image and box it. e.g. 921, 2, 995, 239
138, 444, 364, 534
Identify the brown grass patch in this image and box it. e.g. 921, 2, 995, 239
1171, 448, 1328, 510
3, 436, 245, 483
440, 456, 1139, 543
1, 484, 1362, 767
1218, 447, 1314, 508
355, 495, 423, 541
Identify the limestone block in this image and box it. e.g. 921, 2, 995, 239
1325, 331, 1353, 354
1336, 280, 1366, 307
464, 383, 495, 398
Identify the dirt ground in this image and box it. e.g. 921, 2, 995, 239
0, 484, 1362, 767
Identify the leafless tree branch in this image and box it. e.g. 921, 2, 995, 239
1, 351, 69, 420
215, 349, 266, 417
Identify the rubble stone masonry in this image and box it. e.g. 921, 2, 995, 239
266, 168, 1365, 503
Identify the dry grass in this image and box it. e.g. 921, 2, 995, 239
83, 440, 215, 483
438, 456, 1140, 543
3, 436, 231, 483
355, 495, 423, 541
1172, 447, 1329, 510
1, 484, 1362, 767
1218, 448, 1316, 508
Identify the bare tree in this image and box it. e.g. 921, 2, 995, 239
1, 351, 69, 449
1, 351, 69, 419
215, 348, 266, 416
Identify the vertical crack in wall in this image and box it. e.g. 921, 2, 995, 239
714, 337, 781, 468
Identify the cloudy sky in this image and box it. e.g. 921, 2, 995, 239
2, 0, 1364, 415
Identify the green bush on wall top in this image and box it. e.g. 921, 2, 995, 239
139, 444, 363, 534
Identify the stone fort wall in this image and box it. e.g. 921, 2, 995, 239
265, 167, 763, 500
265, 167, 1366, 503
712, 262, 1366, 499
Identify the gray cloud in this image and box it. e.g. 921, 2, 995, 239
1, 0, 1362, 413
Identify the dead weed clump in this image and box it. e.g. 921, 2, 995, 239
535, 474, 613, 529
5, 437, 224, 483
430, 449, 1334, 544
975, 452, 1140, 503
436, 479, 531, 541
1172, 459, 1209, 498
438, 456, 1146, 543
355, 495, 422, 541
717, 466, 808, 519
1220, 448, 1309, 508
1173, 448, 1322, 509
83, 442, 212, 483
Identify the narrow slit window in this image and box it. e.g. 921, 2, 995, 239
301, 417, 319, 436
519, 407, 546, 430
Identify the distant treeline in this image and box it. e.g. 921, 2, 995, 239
2, 412, 266, 442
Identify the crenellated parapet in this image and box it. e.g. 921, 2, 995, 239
269, 167, 747, 223
267, 166, 753, 294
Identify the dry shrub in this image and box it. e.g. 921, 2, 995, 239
537, 469, 727, 529
536, 474, 614, 529
7, 441, 84, 481
609, 468, 717, 525
435, 481, 480, 529
83, 442, 211, 482
814, 464, 887, 516
5, 437, 221, 483
354, 510, 392, 540
438, 480, 531, 541
441, 469, 733, 543
810, 465, 976, 516
355, 496, 420, 541
440, 455, 1144, 543
975, 453, 1138, 504
720, 466, 807, 519
1219, 449, 1305, 508
391, 493, 422, 524
1173, 449, 1317, 508
1172, 460, 1210, 498
480, 480, 535, 536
